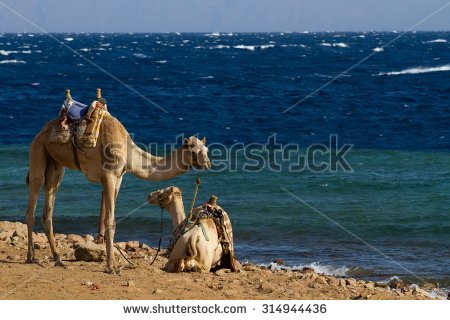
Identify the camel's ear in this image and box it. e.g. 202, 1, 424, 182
201, 137, 206, 145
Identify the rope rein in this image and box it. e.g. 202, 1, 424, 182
149, 206, 164, 266
187, 176, 201, 221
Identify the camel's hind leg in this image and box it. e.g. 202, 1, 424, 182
26, 143, 47, 263
42, 160, 65, 267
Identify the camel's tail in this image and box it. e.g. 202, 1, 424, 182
26, 171, 29, 186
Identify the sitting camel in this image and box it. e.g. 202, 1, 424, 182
147, 186, 238, 272
25, 89, 211, 274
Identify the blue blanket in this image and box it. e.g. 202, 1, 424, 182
67, 101, 89, 122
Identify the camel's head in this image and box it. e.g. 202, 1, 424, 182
147, 186, 182, 208
183, 136, 211, 170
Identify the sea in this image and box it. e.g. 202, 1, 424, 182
0, 32, 449, 294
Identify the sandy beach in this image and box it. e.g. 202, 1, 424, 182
0, 220, 435, 300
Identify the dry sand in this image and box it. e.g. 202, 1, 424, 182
0, 221, 433, 300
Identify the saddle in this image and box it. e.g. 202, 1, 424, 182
168, 196, 239, 272
49, 89, 109, 149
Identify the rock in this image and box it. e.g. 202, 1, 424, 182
67, 234, 86, 244
152, 288, 162, 294
215, 268, 231, 276
365, 282, 375, 289
375, 282, 389, 288
115, 242, 127, 251
273, 259, 284, 265
34, 242, 47, 250
6, 255, 16, 261
126, 241, 140, 250
328, 277, 340, 286
91, 284, 100, 290
125, 280, 135, 287
140, 243, 152, 250
243, 264, 259, 272
0, 221, 27, 235
307, 273, 318, 281
388, 279, 406, 290
74, 242, 120, 262
0, 231, 13, 241
345, 278, 357, 286
83, 234, 94, 242
339, 279, 347, 288
302, 267, 315, 273
55, 233, 67, 240
82, 281, 93, 287
33, 234, 48, 243
315, 276, 328, 285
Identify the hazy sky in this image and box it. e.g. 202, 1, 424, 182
0, 0, 449, 32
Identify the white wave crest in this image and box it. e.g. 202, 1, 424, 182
64, 37, 74, 42
293, 262, 350, 276
0, 59, 26, 64
133, 53, 149, 58
372, 47, 384, 52
425, 39, 447, 43
260, 44, 275, 49
377, 64, 450, 76
320, 42, 349, 48
263, 261, 350, 277
0, 50, 18, 56
234, 45, 256, 51
155, 60, 167, 64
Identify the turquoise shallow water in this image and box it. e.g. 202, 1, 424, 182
1, 145, 449, 287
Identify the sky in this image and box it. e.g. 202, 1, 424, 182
0, 0, 449, 33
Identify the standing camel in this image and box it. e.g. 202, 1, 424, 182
25, 104, 211, 274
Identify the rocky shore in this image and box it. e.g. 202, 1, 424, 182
0, 221, 435, 300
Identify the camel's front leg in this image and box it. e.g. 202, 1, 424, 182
42, 161, 65, 267
95, 191, 106, 244
103, 175, 122, 274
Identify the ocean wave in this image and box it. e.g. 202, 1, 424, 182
64, 37, 74, 42
133, 53, 149, 58
424, 39, 447, 43
234, 45, 256, 51
0, 59, 26, 64
320, 42, 349, 48
0, 50, 18, 56
233, 44, 275, 51
372, 47, 384, 52
21, 50, 32, 54
205, 32, 220, 37
155, 60, 167, 64
377, 64, 450, 76
264, 261, 351, 277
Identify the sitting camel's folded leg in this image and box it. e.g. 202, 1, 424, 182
103, 174, 122, 274
26, 142, 47, 264
42, 160, 65, 267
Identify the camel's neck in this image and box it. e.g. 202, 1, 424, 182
166, 197, 186, 231
126, 137, 190, 181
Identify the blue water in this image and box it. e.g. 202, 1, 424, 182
1, 32, 449, 287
